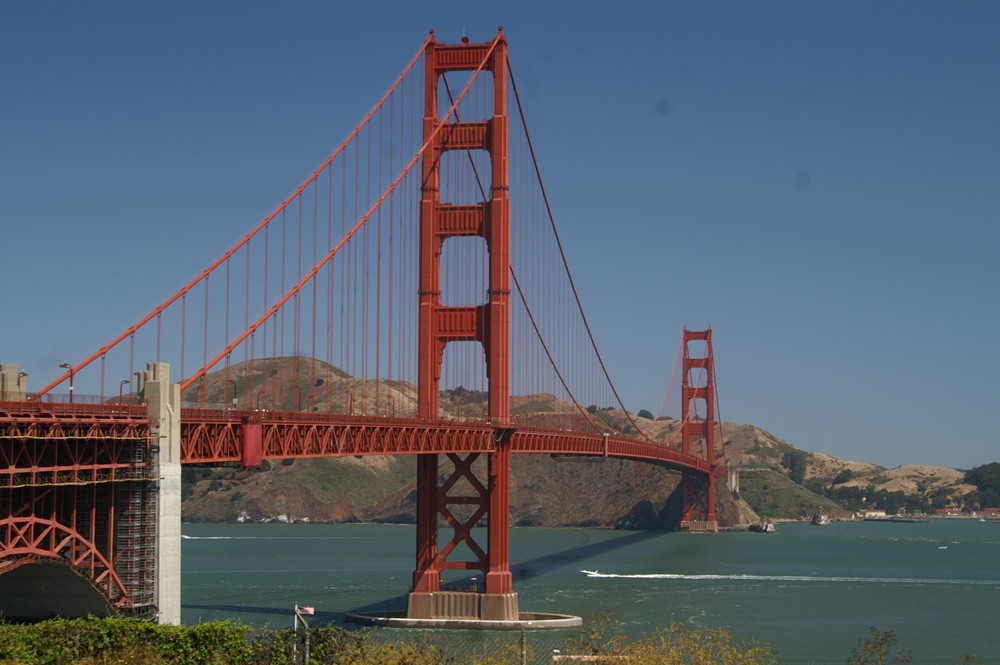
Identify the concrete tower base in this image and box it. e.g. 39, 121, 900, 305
138, 362, 182, 625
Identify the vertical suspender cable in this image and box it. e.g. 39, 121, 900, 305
375, 105, 383, 412
508, 57, 653, 441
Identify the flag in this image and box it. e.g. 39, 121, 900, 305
296, 606, 315, 615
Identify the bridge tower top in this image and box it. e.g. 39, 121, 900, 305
418, 29, 510, 423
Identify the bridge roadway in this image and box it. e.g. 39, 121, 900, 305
181, 408, 725, 478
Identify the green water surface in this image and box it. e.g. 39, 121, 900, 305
181, 520, 1000, 663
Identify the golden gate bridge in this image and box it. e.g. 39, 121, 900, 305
1, 29, 724, 625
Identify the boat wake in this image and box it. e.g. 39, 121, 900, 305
579, 570, 998, 586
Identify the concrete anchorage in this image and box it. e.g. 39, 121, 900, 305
136, 362, 183, 625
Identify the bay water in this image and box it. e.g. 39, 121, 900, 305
181, 520, 1000, 664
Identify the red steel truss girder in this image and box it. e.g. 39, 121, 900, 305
0, 402, 150, 438
0, 515, 129, 608
181, 420, 242, 463
0, 405, 152, 487
1, 438, 150, 487
510, 429, 724, 478
178, 409, 726, 479
180, 411, 497, 463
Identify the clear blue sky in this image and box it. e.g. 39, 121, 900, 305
2, 1, 997, 469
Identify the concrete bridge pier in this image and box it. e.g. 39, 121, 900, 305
136, 362, 182, 624
0, 363, 27, 399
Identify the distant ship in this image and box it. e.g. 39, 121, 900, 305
863, 515, 929, 523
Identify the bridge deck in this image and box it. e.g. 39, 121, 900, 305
180, 408, 725, 478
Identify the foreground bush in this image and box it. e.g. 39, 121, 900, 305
0, 617, 384, 665
0, 616, 986, 665
0, 616, 782, 665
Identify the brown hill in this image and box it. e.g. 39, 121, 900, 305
713, 423, 974, 519
180, 358, 973, 527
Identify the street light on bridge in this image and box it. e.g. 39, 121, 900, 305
59, 363, 74, 403
119, 379, 131, 405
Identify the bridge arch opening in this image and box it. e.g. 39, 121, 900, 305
686, 366, 710, 388
439, 236, 488, 306
438, 150, 492, 206
436, 70, 494, 122
439, 341, 488, 421
0, 559, 113, 622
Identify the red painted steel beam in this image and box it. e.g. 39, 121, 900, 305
1, 516, 130, 608
1, 403, 152, 486
178, 408, 726, 479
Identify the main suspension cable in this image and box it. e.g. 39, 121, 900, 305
507, 56, 658, 444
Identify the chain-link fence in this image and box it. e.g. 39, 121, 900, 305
366, 625, 582, 665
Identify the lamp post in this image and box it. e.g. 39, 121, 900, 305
15, 371, 29, 399
59, 363, 74, 403
119, 379, 131, 404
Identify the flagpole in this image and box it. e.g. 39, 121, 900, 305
294, 605, 313, 665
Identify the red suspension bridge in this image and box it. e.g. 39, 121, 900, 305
1, 30, 724, 625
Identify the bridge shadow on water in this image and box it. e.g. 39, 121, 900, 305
510, 528, 661, 582
182, 529, 665, 626
344, 528, 664, 623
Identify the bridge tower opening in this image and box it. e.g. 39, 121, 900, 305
409, 29, 517, 621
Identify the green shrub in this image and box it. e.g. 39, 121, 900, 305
560, 615, 778, 665
0, 618, 447, 665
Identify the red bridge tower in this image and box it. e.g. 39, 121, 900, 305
680, 328, 719, 532
409, 30, 517, 621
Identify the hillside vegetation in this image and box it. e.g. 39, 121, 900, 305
180, 358, 983, 527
